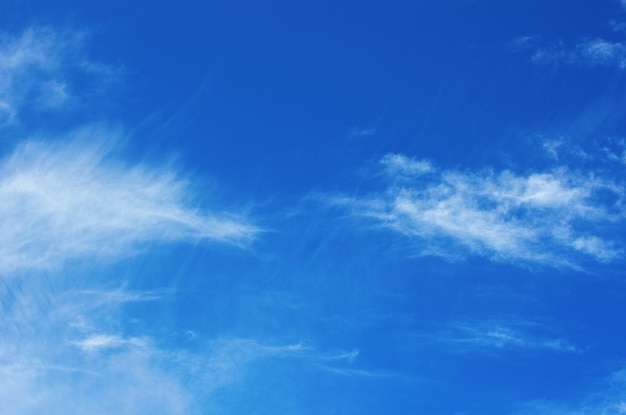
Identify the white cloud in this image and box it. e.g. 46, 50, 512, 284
380, 153, 434, 177
348, 127, 377, 138
322, 349, 360, 363
532, 39, 626, 68
438, 321, 579, 353
0, 271, 366, 414
0, 277, 314, 414
0, 129, 260, 273
0, 346, 194, 415
0, 279, 194, 414
64, 286, 174, 306
604, 142, 626, 165
572, 236, 618, 261
0, 23, 275, 415
0, 26, 119, 124
0, 99, 16, 126
0, 22, 382, 414
335, 153, 624, 266
175, 338, 308, 392
577, 38, 626, 68
73, 334, 148, 351
514, 35, 626, 69
509, 35, 541, 50
514, 369, 626, 415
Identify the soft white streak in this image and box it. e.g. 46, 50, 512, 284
514, 369, 626, 415
73, 334, 148, 351
443, 322, 578, 353
348, 127, 376, 138
312, 349, 399, 378
317, 365, 399, 378
167, 337, 312, 394
0, 100, 16, 126
319, 349, 360, 363
65, 287, 173, 306
515, 34, 626, 69
171, 339, 373, 394
338, 153, 624, 266
381, 153, 434, 177
0, 131, 259, 273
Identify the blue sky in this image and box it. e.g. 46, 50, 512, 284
1, 0, 626, 413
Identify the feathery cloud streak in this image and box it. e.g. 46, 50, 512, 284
435, 321, 578, 353
511, 4, 626, 69
0, 131, 260, 273
519, 37, 626, 68
0, 26, 118, 125
514, 369, 626, 415
334, 153, 624, 266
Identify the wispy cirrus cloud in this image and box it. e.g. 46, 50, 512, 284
0, 23, 278, 415
513, 368, 626, 415
577, 38, 626, 67
435, 321, 579, 353
0, 23, 344, 415
380, 153, 434, 177
0, 129, 260, 274
511, 2, 626, 70
0, 280, 195, 414
0, 26, 120, 126
0, 22, 396, 415
520, 37, 626, 69
348, 127, 377, 138
0, 278, 355, 414
64, 286, 174, 306
0, 346, 194, 415
332, 152, 624, 267
73, 334, 150, 352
